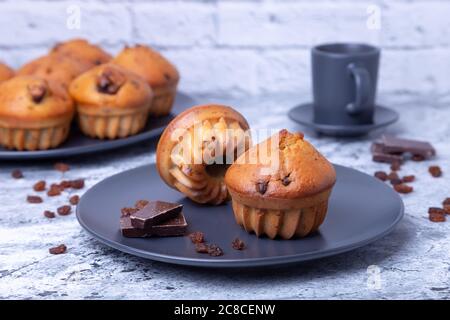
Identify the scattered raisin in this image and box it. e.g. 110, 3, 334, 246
428, 207, 445, 215
429, 166, 442, 178
135, 200, 149, 210
208, 244, 224, 257
387, 171, 399, 181
256, 181, 268, 195
27, 195, 43, 204
33, 180, 46, 192
43, 210, 56, 219
231, 238, 245, 250
393, 184, 413, 194
49, 244, 67, 255
54, 162, 70, 172
69, 195, 80, 205
11, 169, 23, 179
374, 171, 388, 181
70, 179, 85, 189
189, 232, 205, 244
195, 243, 209, 254
57, 205, 71, 216
402, 175, 415, 183
47, 185, 62, 197
60, 180, 72, 189
390, 161, 401, 171
429, 212, 446, 222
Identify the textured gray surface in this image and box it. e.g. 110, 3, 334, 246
0, 94, 449, 300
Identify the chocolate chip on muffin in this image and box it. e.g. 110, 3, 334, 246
27, 82, 47, 103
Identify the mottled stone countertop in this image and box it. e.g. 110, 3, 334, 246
0, 94, 449, 300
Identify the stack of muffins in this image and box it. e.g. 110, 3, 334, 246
0, 39, 179, 151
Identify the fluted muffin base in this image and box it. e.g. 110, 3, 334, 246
150, 87, 176, 117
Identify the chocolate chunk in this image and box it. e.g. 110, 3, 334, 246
54, 162, 70, 172
281, 176, 291, 186
130, 201, 183, 229
374, 171, 388, 181
381, 135, 436, 159
96, 69, 125, 94
195, 243, 209, 253
121, 213, 187, 238
402, 175, 415, 183
393, 184, 413, 194
28, 83, 47, 103
69, 195, 80, 205
208, 244, 224, 257
189, 231, 205, 244
27, 195, 43, 203
11, 169, 23, 179
429, 166, 442, 178
231, 238, 245, 250
49, 244, 67, 255
57, 205, 71, 216
33, 180, 46, 192
43, 210, 55, 219
256, 181, 268, 195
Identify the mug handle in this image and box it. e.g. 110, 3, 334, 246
346, 64, 372, 115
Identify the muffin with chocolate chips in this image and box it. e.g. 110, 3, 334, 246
225, 130, 336, 239
69, 63, 153, 139
0, 76, 75, 150
0, 62, 14, 83
113, 44, 179, 117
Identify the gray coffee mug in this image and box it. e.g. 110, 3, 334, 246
312, 43, 380, 126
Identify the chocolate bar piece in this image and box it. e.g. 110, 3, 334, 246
121, 213, 188, 238
130, 201, 183, 229
371, 142, 404, 164
381, 135, 436, 159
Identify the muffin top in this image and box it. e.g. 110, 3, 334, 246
0, 76, 74, 125
51, 38, 112, 68
113, 45, 179, 88
69, 63, 153, 110
225, 130, 336, 203
17, 54, 87, 88
0, 62, 14, 82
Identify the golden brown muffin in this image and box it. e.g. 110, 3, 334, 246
69, 63, 153, 139
17, 54, 87, 89
225, 129, 336, 239
156, 104, 251, 205
0, 76, 75, 150
0, 62, 14, 83
113, 45, 179, 117
51, 38, 112, 69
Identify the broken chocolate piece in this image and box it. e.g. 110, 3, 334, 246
130, 201, 183, 229
121, 213, 187, 238
371, 143, 404, 164
381, 135, 436, 159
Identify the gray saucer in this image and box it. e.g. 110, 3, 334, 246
0, 93, 195, 160
76, 164, 404, 268
288, 103, 399, 137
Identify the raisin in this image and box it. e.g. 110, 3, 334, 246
393, 184, 413, 194
374, 171, 388, 181
208, 244, 224, 257
54, 162, 70, 172
231, 238, 245, 250
33, 180, 46, 192
390, 178, 403, 185
47, 185, 62, 197
256, 181, 268, 195
429, 212, 446, 222
387, 171, 399, 181
60, 180, 72, 189
428, 207, 445, 214
49, 244, 67, 255
27, 195, 43, 203
390, 161, 401, 171
189, 232, 205, 244
70, 179, 85, 189
57, 205, 71, 216
11, 169, 23, 179
69, 195, 80, 205
429, 166, 442, 178
43, 210, 56, 218
402, 175, 415, 183
195, 243, 209, 254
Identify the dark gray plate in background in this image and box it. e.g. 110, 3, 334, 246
0, 93, 195, 160
76, 164, 404, 268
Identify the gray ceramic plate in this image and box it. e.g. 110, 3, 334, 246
76, 164, 404, 268
288, 103, 399, 137
0, 93, 195, 160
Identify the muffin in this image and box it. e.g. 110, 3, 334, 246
17, 54, 87, 89
0, 62, 14, 83
113, 45, 179, 117
0, 76, 75, 150
225, 129, 336, 239
69, 63, 153, 139
51, 38, 112, 69
156, 104, 251, 205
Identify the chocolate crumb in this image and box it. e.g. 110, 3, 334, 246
33, 180, 46, 192
231, 238, 245, 250
256, 181, 268, 195
374, 171, 388, 181
69, 195, 80, 205
195, 243, 209, 254
27, 195, 43, 204
189, 232, 205, 244
43, 210, 55, 219
402, 175, 415, 183
57, 205, 71, 216
49, 244, 67, 255
393, 184, 413, 194
11, 169, 23, 179
54, 162, 70, 172
429, 166, 442, 178
208, 244, 224, 257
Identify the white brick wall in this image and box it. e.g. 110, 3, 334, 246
0, 0, 449, 99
